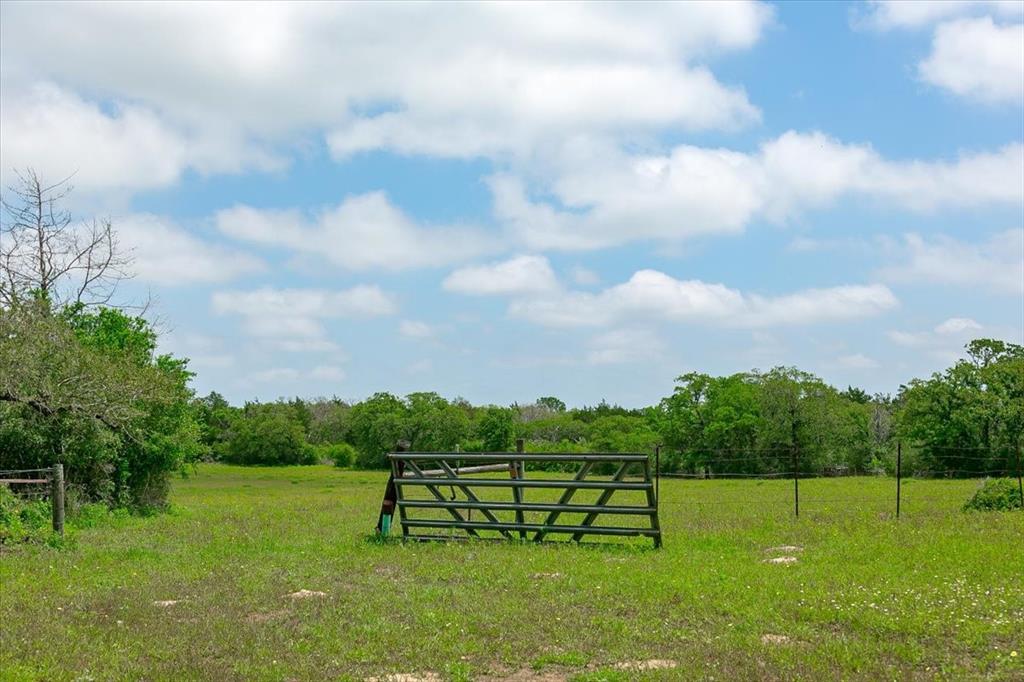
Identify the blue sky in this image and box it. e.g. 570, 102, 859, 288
2, 1, 1022, 407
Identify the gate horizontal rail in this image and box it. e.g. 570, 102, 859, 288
395, 452, 650, 462
379, 444, 662, 547
396, 477, 652, 490
399, 500, 657, 515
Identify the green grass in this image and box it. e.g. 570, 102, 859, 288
1, 465, 1022, 681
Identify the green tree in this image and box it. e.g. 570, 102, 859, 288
477, 406, 516, 451
349, 392, 407, 468
535, 396, 566, 413
898, 339, 1024, 475
405, 392, 469, 452
225, 409, 314, 466
0, 302, 203, 507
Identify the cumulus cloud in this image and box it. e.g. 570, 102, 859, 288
862, 2, 1023, 105
889, 317, 989, 355
119, 214, 265, 285
494, 133, 1023, 250
877, 229, 1024, 295
216, 193, 498, 271
862, 1, 1023, 30
1, 1, 770, 192
212, 285, 397, 342
934, 317, 983, 335
920, 18, 1024, 104
0, 83, 283, 199
498, 267, 897, 329
442, 255, 560, 296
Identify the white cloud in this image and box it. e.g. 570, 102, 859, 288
920, 18, 1024, 104
0, 85, 188, 194
216, 192, 498, 271
862, 1, 1023, 30
837, 353, 880, 369
935, 317, 983, 335
0, 83, 282, 198
878, 229, 1024, 295
119, 214, 265, 285
443, 255, 560, 296
889, 317, 989, 356
509, 269, 898, 329
494, 132, 1023, 250
861, 2, 1024, 105
587, 329, 666, 365
212, 285, 398, 342
1, 2, 770, 190
399, 320, 435, 339
887, 330, 931, 348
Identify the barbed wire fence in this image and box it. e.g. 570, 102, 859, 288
652, 442, 1024, 520
0, 464, 65, 534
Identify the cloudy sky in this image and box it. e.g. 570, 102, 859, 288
2, 1, 1021, 406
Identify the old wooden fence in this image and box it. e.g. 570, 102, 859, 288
0, 463, 64, 534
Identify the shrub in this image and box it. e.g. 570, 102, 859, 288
224, 412, 316, 466
963, 478, 1023, 512
0, 486, 53, 545
319, 443, 357, 468
0, 304, 203, 510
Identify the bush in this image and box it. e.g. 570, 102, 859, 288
224, 412, 316, 466
318, 443, 357, 468
963, 478, 1023, 512
0, 304, 203, 510
0, 486, 53, 545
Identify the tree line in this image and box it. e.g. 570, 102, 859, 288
190, 336, 1023, 479
2, 170, 1022, 515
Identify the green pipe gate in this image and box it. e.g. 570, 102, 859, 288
376, 445, 661, 547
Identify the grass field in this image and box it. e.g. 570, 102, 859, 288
1, 464, 1022, 681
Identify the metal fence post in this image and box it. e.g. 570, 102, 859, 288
1016, 441, 1023, 508
50, 463, 64, 535
513, 439, 526, 539
792, 445, 799, 518
655, 445, 661, 508
896, 441, 902, 520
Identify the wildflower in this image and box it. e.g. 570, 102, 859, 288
1011, 651, 1018, 658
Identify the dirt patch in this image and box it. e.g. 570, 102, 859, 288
612, 659, 678, 671
152, 599, 180, 607
530, 572, 563, 580
285, 589, 327, 599
365, 674, 441, 682
764, 556, 798, 565
765, 545, 803, 553
477, 668, 569, 682
761, 634, 792, 645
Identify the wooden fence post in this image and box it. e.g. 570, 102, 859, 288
51, 463, 64, 535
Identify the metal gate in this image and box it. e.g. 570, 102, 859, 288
377, 444, 661, 547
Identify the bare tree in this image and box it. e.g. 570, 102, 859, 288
0, 169, 132, 309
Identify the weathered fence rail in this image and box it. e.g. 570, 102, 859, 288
0, 464, 64, 534
377, 442, 661, 547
